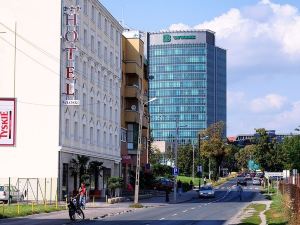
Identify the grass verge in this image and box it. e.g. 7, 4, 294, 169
0, 203, 65, 219
129, 203, 144, 208
239, 203, 266, 225
265, 194, 288, 225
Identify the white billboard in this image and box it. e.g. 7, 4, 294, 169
0, 98, 16, 146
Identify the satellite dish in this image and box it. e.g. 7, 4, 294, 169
131, 105, 136, 111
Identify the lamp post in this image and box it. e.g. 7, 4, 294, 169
173, 118, 187, 203
134, 97, 157, 204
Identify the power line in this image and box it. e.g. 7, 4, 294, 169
0, 22, 60, 62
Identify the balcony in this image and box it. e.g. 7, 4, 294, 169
125, 85, 141, 98
126, 62, 143, 77
124, 110, 139, 124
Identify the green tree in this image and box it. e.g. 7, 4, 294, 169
253, 128, 287, 171
222, 144, 240, 173
69, 155, 90, 190
107, 177, 123, 197
151, 164, 172, 178
199, 121, 227, 179
177, 144, 194, 176
88, 161, 104, 191
149, 146, 163, 164
235, 145, 257, 170
281, 135, 300, 171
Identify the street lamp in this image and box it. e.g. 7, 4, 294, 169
173, 118, 187, 203
134, 97, 157, 204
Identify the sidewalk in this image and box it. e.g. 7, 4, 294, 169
0, 191, 197, 224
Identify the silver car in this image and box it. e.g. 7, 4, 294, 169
0, 185, 24, 203
199, 185, 215, 198
252, 177, 261, 185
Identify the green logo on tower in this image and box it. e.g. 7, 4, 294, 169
163, 34, 171, 42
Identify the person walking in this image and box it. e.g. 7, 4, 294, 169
165, 187, 170, 202
177, 180, 182, 196
237, 184, 243, 201
78, 182, 86, 209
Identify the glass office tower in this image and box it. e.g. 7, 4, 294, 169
148, 30, 226, 144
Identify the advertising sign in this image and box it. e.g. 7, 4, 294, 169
0, 98, 16, 146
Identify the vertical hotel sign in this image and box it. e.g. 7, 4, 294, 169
0, 98, 16, 146
62, 5, 80, 106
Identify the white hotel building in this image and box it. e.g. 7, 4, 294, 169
0, 0, 123, 199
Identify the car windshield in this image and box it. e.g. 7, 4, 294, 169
0, 186, 3, 191
200, 186, 212, 191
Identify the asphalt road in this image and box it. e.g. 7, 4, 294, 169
86, 178, 261, 225
0, 178, 262, 225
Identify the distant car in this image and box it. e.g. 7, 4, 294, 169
199, 185, 215, 198
152, 178, 174, 191
245, 174, 252, 181
252, 177, 261, 185
237, 178, 247, 186
0, 185, 24, 204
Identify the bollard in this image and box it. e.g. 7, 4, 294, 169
31, 202, 34, 214
2, 201, 4, 216
106, 195, 108, 203
65, 197, 68, 210
93, 196, 95, 207
17, 203, 20, 215
44, 199, 47, 210
55, 193, 58, 209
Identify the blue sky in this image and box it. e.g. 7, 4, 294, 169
101, 0, 300, 136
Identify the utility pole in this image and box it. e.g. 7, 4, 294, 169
173, 118, 179, 204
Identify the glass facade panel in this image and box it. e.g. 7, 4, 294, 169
149, 31, 226, 144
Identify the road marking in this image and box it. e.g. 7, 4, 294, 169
172, 213, 177, 216
255, 188, 259, 190
204, 204, 207, 206
182, 210, 188, 212
191, 207, 195, 210
159, 218, 165, 220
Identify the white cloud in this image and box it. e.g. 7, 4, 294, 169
250, 94, 288, 113
227, 90, 246, 108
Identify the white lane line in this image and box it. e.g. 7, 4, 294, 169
172, 213, 177, 216
182, 210, 188, 212
159, 218, 165, 220
191, 207, 195, 210
255, 188, 259, 190
204, 204, 207, 206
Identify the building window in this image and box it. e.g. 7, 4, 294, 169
115, 109, 117, 122
115, 56, 119, 70
83, 61, 87, 77
104, 131, 107, 146
90, 66, 94, 82
90, 127, 94, 145
97, 129, 100, 146
97, 100, 100, 116
65, 119, 70, 138
115, 134, 118, 148
83, 93, 87, 110
75, 89, 79, 100
109, 133, 112, 148
83, 29, 87, 46
104, 18, 108, 34
115, 31, 119, 45
121, 128, 126, 142
127, 124, 133, 149
83, 0, 88, 15
97, 41, 101, 58
91, 35, 95, 52
104, 47, 107, 63
90, 96, 94, 113
97, 12, 101, 29
110, 25, 114, 40
91, 5, 95, 21
74, 121, 78, 141
109, 79, 112, 91
75, 55, 79, 72
82, 124, 86, 144
97, 71, 101, 86
62, 163, 68, 187
76, 0, 80, 7
109, 106, 112, 121
110, 52, 113, 68
104, 103, 107, 119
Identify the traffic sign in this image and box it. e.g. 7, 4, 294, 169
173, 167, 179, 176
265, 172, 283, 178
197, 165, 202, 173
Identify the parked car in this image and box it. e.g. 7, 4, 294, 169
152, 178, 174, 191
199, 185, 215, 198
0, 185, 24, 203
237, 178, 247, 186
245, 174, 252, 181
252, 177, 261, 185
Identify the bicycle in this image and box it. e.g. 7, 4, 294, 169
67, 195, 85, 221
